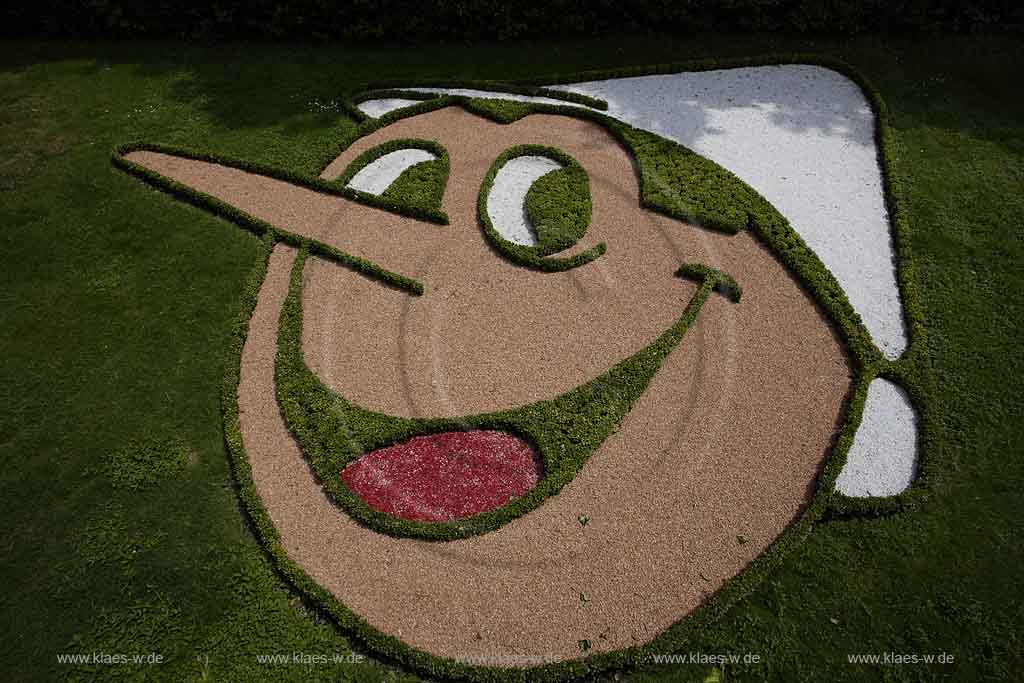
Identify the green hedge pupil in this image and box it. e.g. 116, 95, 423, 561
524, 163, 592, 256
478, 144, 604, 272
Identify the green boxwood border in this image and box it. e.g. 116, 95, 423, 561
355, 79, 609, 113
345, 82, 605, 127
344, 88, 442, 121
677, 263, 742, 303
524, 158, 591, 254
332, 137, 450, 215
114, 141, 449, 226
112, 142, 427, 296
111, 57, 939, 681
477, 144, 604, 271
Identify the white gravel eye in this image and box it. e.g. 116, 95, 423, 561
346, 148, 438, 195
487, 155, 563, 246
478, 146, 600, 271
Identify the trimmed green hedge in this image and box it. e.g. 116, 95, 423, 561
524, 157, 591, 254
5, 1, 1021, 39
478, 144, 604, 272
333, 137, 450, 214
112, 141, 430, 295
677, 264, 742, 303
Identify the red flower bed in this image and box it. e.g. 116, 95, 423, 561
341, 430, 541, 522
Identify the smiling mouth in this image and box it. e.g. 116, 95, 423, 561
275, 248, 741, 541
112, 135, 743, 540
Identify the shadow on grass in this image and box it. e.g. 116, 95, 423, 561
1, 34, 1021, 157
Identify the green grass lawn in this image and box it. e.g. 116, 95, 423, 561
1, 34, 1021, 682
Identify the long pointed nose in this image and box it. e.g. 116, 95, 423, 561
118, 148, 443, 286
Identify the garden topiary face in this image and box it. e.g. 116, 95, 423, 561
120, 101, 854, 670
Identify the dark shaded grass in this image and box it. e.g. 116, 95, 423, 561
0, 34, 1021, 681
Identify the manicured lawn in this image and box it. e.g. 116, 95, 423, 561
1, 34, 1021, 681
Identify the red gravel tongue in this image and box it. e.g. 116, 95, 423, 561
340, 430, 540, 522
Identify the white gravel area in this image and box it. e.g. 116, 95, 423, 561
357, 98, 426, 118
346, 148, 437, 195
487, 155, 563, 245
835, 378, 918, 496
365, 66, 908, 359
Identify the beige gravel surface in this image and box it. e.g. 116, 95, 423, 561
135, 108, 850, 663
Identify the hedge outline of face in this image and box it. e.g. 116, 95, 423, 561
114, 89, 911, 670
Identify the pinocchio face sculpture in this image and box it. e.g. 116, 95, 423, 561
118, 93, 861, 672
